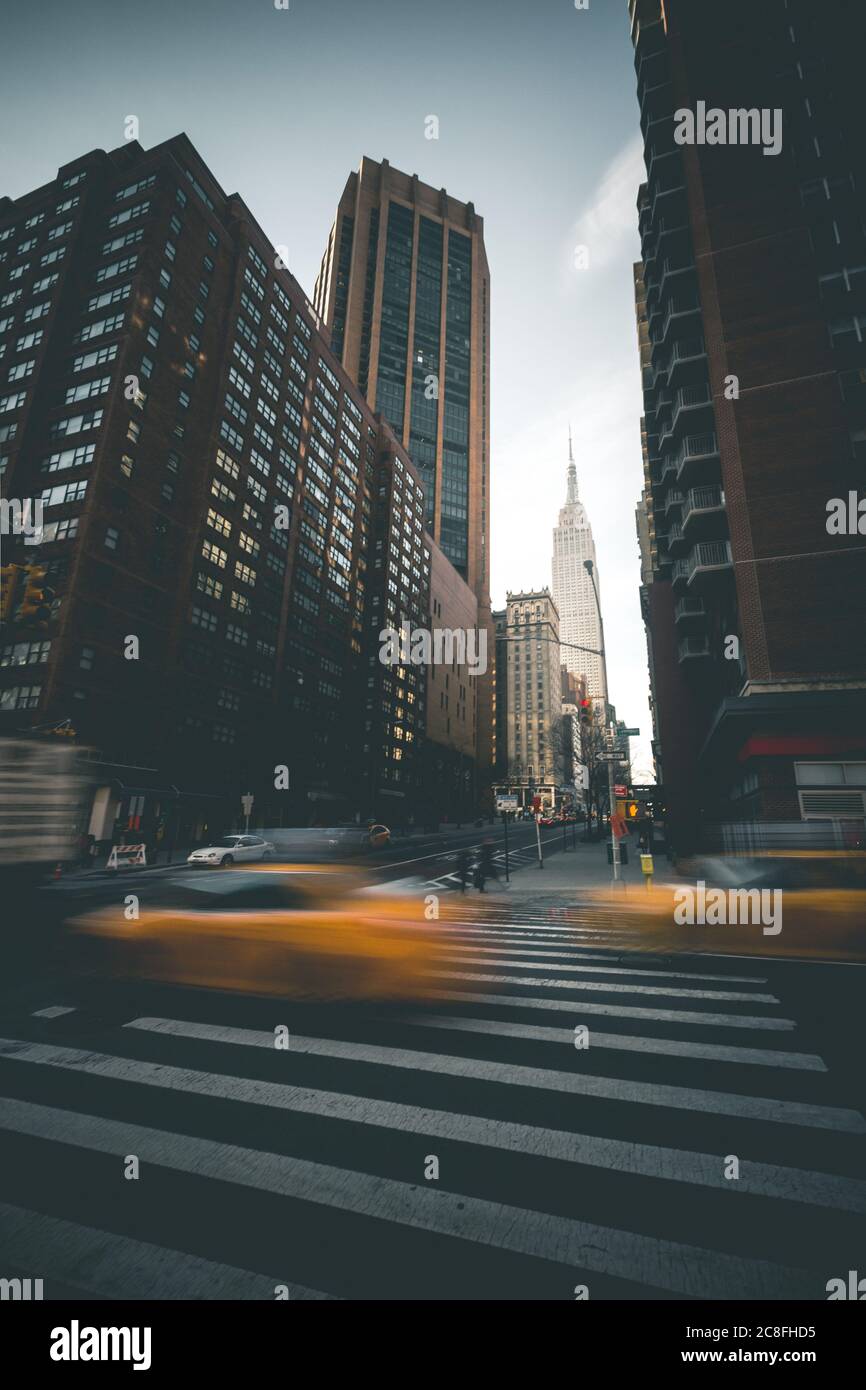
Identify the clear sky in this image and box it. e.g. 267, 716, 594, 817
2, 0, 654, 779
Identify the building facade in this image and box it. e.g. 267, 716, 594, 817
629, 0, 866, 850
502, 588, 563, 805
0, 134, 430, 844
422, 536, 479, 824
313, 157, 494, 793
550, 432, 608, 704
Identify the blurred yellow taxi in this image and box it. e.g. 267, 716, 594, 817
68, 865, 440, 1002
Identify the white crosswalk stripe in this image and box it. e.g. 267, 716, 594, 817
0, 1200, 334, 1299
0, 915, 861, 1300
433, 967, 779, 1003
107, 1021, 861, 1129
0, 1097, 825, 1299
401, 1011, 827, 1071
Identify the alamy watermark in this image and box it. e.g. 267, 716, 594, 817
674, 103, 782, 157
0, 497, 43, 544
379, 620, 487, 676
673, 880, 782, 935
50, 1321, 152, 1371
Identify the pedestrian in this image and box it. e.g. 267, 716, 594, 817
456, 848, 471, 893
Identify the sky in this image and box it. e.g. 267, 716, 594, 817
2, 0, 654, 779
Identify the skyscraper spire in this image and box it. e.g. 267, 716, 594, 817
566, 424, 578, 504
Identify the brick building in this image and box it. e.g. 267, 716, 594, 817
0, 134, 429, 845
629, 0, 866, 850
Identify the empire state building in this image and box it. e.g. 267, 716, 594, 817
551, 432, 608, 704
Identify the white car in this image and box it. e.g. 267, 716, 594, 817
187, 835, 275, 867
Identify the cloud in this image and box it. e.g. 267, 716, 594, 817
567, 133, 645, 275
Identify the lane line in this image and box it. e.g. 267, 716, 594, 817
0, 1097, 822, 1299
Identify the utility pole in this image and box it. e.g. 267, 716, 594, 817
606, 724, 620, 882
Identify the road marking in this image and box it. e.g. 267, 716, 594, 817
31, 1006, 76, 1019
404, 1012, 826, 1071
0, 1199, 333, 1299
434, 944, 769, 986
433, 968, 779, 1004
114, 1022, 865, 1132
433, 922, 647, 942
0, 1097, 822, 1298
430, 987, 796, 1031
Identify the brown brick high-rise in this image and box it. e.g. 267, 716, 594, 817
630, 0, 866, 849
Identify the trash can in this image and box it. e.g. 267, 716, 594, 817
607, 842, 629, 865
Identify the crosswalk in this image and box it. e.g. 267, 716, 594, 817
0, 909, 863, 1300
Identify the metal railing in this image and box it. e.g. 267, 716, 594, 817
683, 484, 724, 525
675, 432, 719, 475
688, 539, 732, 577
674, 597, 706, 622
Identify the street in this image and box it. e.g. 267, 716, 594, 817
0, 842, 863, 1301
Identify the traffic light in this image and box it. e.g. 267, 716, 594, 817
579, 698, 593, 726
16, 565, 54, 627
627, 800, 640, 820
1, 564, 26, 623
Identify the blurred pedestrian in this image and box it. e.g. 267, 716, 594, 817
456, 848, 471, 893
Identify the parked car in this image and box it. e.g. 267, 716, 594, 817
187, 834, 275, 867
538, 814, 558, 827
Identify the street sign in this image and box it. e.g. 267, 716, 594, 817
496, 795, 518, 813
614, 783, 628, 798
621, 727, 641, 737
240, 794, 254, 817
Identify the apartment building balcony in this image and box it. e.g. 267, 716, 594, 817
658, 382, 713, 446
639, 77, 674, 126
688, 539, 733, 581
663, 488, 685, 515
671, 558, 691, 589
651, 294, 700, 347
652, 455, 679, 489
663, 521, 687, 554
675, 431, 720, 483
652, 336, 706, 385
677, 635, 711, 662
682, 484, 725, 531
674, 596, 707, 626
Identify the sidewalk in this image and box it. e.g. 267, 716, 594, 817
498, 836, 680, 904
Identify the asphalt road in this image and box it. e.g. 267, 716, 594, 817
0, 880, 863, 1300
